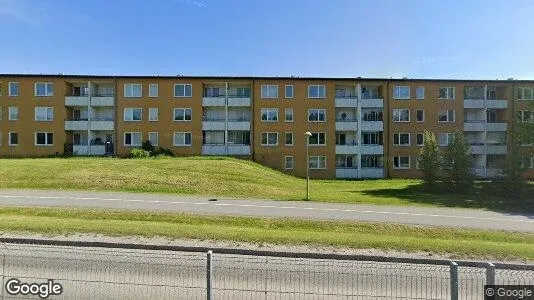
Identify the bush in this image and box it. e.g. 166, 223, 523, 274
130, 148, 151, 158
154, 147, 174, 157
141, 140, 154, 153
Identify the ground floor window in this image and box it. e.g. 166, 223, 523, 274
393, 156, 410, 169
284, 156, 294, 169
361, 155, 383, 168
309, 156, 326, 169
35, 132, 53, 146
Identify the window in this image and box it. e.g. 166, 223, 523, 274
35, 107, 54, 121
228, 131, 250, 145
149, 84, 158, 97
308, 85, 326, 98
362, 132, 382, 145
261, 108, 278, 122
284, 156, 294, 170
285, 85, 293, 99
518, 87, 533, 100
393, 156, 410, 169
308, 132, 326, 146
35, 83, 54, 97
9, 82, 19, 96
261, 132, 278, 146
362, 110, 383, 121
124, 84, 142, 98
261, 85, 278, 98
361, 86, 379, 99
438, 87, 455, 99
148, 132, 159, 146
285, 108, 293, 122
438, 109, 455, 122
517, 110, 533, 123
174, 84, 192, 97
309, 156, 326, 169
124, 132, 142, 146
173, 132, 192, 146
521, 155, 533, 168
416, 86, 424, 100
392, 109, 410, 122
9, 132, 18, 146
464, 86, 485, 99
148, 108, 158, 121
124, 108, 142, 121
393, 86, 410, 99
235, 87, 250, 98
308, 109, 326, 122
204, 87, 221, 97
8, 107, 18, 120
393, 133, 410, 146
0, 107, 2, 120
438, 133, 454, 146
336, 155, 356, 168
416, 133, 424, 146
35, 132, 53, 146
416, 109, 424, 122
361, 155, 383, 168
173, 108, 192, 121
285, 132, 293, 146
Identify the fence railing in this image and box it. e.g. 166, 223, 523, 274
0, 238, 532, 300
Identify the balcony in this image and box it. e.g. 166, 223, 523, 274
228, 96, 251, 107
486, 122, 507, 131
65, 96, 89, 106
486, 144, 507, 155
486, 100, 508, 109
464, 120, 486, 131
361, 168, 384, 178
90, 119, 114, 131
464, 99, 485, 109
202, 96, 226, 106
201, 144, 250, 156
486, 168, 504, 178
469, 145, 485, 155
361, 145, 384, 155
335, 144, 358, 154
360, 98, 384, 108
360, 121, 383, 131
335, 96, 358, 107
202, 145, 226, 155
227, 144, 251, 155
335, 168, 358, 179
73, 145, 106, 156
91, 95, 114, 106
65, 120, 89, 131
472, 168, 486, 178
228, 120, 250, 131
202, 120, 225, 131
335, 119, 358, 131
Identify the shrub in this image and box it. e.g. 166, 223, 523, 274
154, 147, 174, 157
130, 148, 151, 158
141, 140, 154, 153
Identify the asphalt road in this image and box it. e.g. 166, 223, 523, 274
0, 190, 533, 232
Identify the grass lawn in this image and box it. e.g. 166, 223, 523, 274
0, 157, 532, 212
0, 207, 532, 261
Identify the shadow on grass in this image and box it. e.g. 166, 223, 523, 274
360, 181, 534, 215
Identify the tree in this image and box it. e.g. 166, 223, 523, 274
443, 130, 473, 188
501, 132, 525, 198
418, 131, 441, 186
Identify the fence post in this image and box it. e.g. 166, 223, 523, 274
207, 250, 213, 300
486, 262, 495, 286
450, 261, 459, 300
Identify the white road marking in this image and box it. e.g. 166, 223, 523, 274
0, 195, 532, 224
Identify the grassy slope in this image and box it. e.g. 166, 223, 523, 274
0, 157, 531, 210
0, 207, 532, 260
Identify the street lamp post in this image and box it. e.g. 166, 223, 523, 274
304, 131, 312, 200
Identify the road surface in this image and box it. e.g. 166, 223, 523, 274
0, 190, 532, 232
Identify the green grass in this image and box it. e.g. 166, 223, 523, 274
0, 157, 532, 211
0, 207, 532, 261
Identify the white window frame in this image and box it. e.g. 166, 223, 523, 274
438, 133, 454, 147
124, 83, 142, 98
393, 156, 411, 169
174, 84, 193, 98
34, 107, 54, 121
416, 133, 424, 146
416, 109, 425, 122
284, 108, 294, 122
8, 132, 18, 146
518, 87, 534, 100
34, 132, 54, 146
148, 132, 159, 146
173, 132, 192, 146
148, 84, 159, 97
392, 109, 410, 122
393, 133, 411, 146
124, 132, 142, 147
261, 85, 278, 99
309, 156, 326, 169
517, 110, 533, 123
8, 82, 19, 97
308, 85, 326, 99
284, 156, 294, 170
261, 132, 278, 146
284, 132, 294, 146
173, 108, 192, 121
261, 108, 278, 122
148, 108, 159, 121
124, 108, 143, 121
34, 82, 54, 97
285, 85, 294, 99
8, 107, 18, 121
438, 109, 455, 123
438, 87, 455, 100
308, 109, 326, 122
415, 86, 424, 100
393, 86, 410, 100
308, 132, 326, 146
0, 107, 2, 120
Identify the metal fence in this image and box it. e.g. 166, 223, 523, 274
0, 238, 532, 299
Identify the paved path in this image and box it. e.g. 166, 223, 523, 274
0, 190, 532, 232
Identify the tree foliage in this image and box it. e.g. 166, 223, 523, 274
443, 130, 473, 188
418, 131, 441, 186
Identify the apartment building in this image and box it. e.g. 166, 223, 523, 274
1, 74, 532, 179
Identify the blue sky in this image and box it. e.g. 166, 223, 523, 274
1, 0, 533, 79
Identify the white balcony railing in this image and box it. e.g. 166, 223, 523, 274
463, 99, 485, 109
361, 145, 384, 155
360, 98, 384, 108
469, 145, 485, 154
228, 121, 250, 131
228, 97, 251, 106
65, 96, 89, 106
464, 121, 486, 131
65, 120, 89, 131
201, 145, 250, 155
486, 144, 507, 155
91, 96, 114, 106
486, 100, 508, 109
335, 144, 359, 154
335, 97, 358, 107
202, 121, 225, 131
73, 145, 106, 156
335, 121, 358, 131
227, 145, 251, 155
486, 122, 507, 131
361, 168, 384, 178
360, 121, 383, 131
335, 168, 358, 178
90, 120, 114, 131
